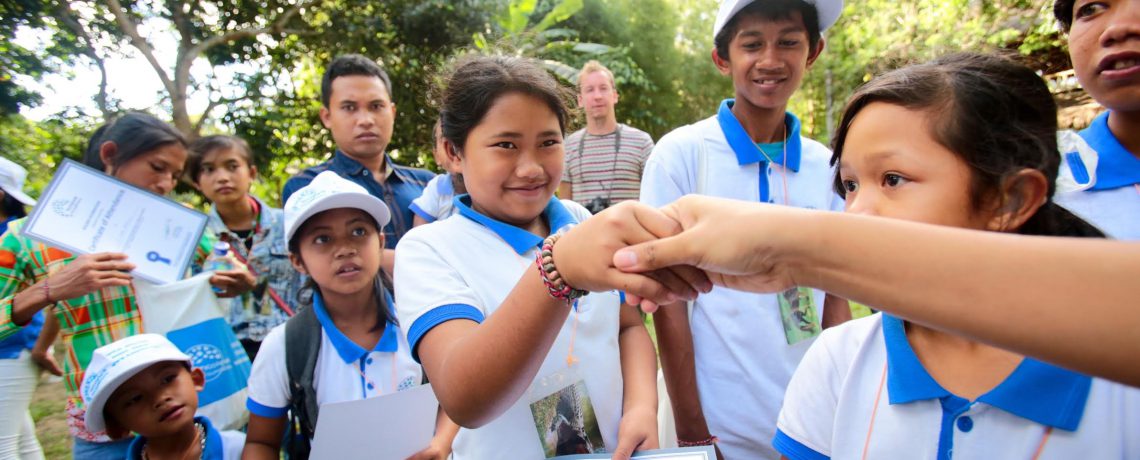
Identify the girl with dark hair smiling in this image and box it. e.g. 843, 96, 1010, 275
394, 54, 709, 459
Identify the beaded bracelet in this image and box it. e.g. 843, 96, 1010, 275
678, 435, 719, 448
43, 280, 53, 304
535, 233, 588, 302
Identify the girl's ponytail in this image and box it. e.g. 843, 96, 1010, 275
373, 271, 398, 330
1019, 201, 1106, 239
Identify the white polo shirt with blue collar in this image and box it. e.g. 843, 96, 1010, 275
640, 99, 843, 460
394, 196, 625, 460
1056, 111, 1140, 240
245, 291, 421, 419
774, 314, 1140, 460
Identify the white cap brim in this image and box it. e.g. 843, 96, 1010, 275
713, 0, 844, 41
284, 191, 392, 244
1, 187, 35, 206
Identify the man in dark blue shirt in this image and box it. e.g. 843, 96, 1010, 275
283, 55, 434, 268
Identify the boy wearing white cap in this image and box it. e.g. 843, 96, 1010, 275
243, 171, 453, 460
80, 334, 245, 460
639, 0, 846, 458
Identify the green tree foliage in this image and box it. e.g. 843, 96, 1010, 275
0, 114, 91, 197
793, 0, 1065, 143
3, 0, 1070, 209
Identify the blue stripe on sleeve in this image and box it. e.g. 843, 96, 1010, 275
407, 304, 485, 363
773, 428, 830, 460
246, 397, 289, 419
409, 202, 437, 223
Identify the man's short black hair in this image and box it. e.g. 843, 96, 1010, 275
321, 54, 394, 107
714, 0, 822, 61
1054, 0, 1075, 32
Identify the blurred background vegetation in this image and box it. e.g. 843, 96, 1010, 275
1, 0, 1090, 207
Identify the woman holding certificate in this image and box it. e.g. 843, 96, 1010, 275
0, 112, 255, 459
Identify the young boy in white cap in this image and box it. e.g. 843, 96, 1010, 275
80, 333, 245, 460
639, 0, 846, 458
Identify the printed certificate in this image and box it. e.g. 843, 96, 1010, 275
23, 159, 207, 284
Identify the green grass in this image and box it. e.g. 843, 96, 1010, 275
31, 376, 72, 460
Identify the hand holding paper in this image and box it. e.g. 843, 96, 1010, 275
44, 252, 135, 301
22, 160, 208, 284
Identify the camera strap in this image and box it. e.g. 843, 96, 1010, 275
576, 124, 623, 203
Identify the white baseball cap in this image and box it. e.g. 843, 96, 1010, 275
284, 171, 392, 243
713, 0, 844, 41
0, 157, 36, 206
81, 334, 192, 433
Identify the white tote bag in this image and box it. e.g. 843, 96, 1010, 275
134, 272, 251, 430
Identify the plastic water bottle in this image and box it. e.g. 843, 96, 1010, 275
205, 241, 234, 294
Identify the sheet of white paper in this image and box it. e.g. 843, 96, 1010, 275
554, 446, 716, 459
310, 383, 439, 459
21, 159, 207, 284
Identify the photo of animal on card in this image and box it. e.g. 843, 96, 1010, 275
529, 380, 605, 458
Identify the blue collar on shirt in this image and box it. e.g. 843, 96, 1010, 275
330, 150, 412, 184
0, 216, 15, 236
1079, 111, 1140, 190
882, 315, 1091, 431
127, 416, 226, 460
313, 291, 399, 364
454, 194, 578, 255
716, 99, 802, 172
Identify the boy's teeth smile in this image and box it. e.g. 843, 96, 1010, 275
1112, 59, 1139, 70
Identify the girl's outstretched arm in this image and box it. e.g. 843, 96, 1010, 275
615, 195, 1140, 387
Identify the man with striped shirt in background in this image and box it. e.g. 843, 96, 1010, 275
559, 61, 655, 214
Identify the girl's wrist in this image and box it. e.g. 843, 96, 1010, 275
537, 233, 588, 302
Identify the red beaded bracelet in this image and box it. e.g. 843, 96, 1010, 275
535, 233, 588, 302
678, 435, 719, 447
43, 280, 53, 304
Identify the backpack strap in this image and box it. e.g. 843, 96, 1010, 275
285, 305, 322, 458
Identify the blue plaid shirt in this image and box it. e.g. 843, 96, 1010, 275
282, 151, 435, 248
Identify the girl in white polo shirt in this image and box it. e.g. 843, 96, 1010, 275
774, 53, 1140, 460
394, 54, 693, 459
242, 171, 456, 459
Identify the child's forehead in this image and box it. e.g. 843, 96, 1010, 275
109, 361, 189, 398
200, 146, 248, 164
303, 208, 375, 228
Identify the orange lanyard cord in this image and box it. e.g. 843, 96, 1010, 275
861, 363, 889, 460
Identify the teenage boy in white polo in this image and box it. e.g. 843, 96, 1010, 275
1052, 0, 1140, 240
640, 0, 846, 458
